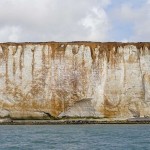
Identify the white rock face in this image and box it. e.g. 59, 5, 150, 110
59, 98, 101, 117
0, 42, 150, 119
0, 109, 9, 118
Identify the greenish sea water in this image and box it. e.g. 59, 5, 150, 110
0, 125, 150, 150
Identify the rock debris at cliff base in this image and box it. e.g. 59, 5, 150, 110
0, 42, 150, 120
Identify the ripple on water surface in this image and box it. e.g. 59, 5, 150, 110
0, 124, 150, 150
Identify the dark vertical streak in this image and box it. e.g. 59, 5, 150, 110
31, 47, 35, 82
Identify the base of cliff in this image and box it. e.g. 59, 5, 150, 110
0, 118, 150, 125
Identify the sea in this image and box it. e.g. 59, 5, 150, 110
0, 124, 149, 150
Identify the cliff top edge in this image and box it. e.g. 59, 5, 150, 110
0, 41, 149, 44
0, 41, 150, 49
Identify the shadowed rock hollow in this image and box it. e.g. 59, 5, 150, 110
0, 42, 150, 120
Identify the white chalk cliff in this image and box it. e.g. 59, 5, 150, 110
0, 42, 150, 120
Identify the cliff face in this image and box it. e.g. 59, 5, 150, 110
0, 42, 150, 120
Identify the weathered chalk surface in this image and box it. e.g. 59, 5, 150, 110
0, 42, 150, 121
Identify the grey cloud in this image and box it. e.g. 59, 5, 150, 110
0, 0, 111, 42
0, 0, 149, 42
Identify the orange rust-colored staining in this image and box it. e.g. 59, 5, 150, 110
48, 43, 61, 58
0, 42, 150, 119
128, 55, 138, 63
135, 43, 147, 50
103, 108, 119, 118
0, 41, 149, 48
89, 44, 97, 62
49, 89, 72, 117
12, 96, 52, 116
31, 47, 35, 81
19, 46, 24, 80
55, 44, 66, 62
98, 102, 119, 118
13, 55, 16, 77
50, 98, 63, 117
136, 43, 143, 50
48, 43, 66, 61
12, 46, 17, 55
47, 45, 51, 64
4, 83, 24, 101
72, 45, 79, 55
144, 73, 150, 84
0, 42, 149, 58
57, 44, 67, 53
1, 45, 9, 61
101, 95, 122, 118
0, 47, 3, 60
30, 83, 43, 97
101, 102, 124, 118
108, 49, 118, 68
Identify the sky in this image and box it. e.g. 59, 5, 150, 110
0, 0, 149, 42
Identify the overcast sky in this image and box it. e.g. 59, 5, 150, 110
0, 0, 149, 42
